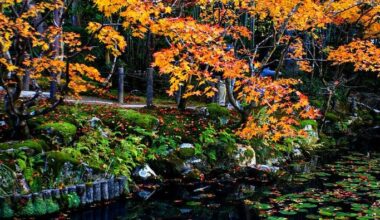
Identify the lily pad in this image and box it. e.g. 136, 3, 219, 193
279, 210, 297, 215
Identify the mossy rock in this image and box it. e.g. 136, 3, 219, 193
0, 139, 47, 152
116, 109, 159, 130
300, 120, 318, 129
37, 122, 77, 146
206, 103, 230, 121
46, 151, 80, 166
309, 99, 324, 108
325, 112, 341, 122
178, 143, 195, 158
46, 151, 81, 178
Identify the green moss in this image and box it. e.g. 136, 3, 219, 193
244, 148, 255, 158
46, 151, 80, 165
325, 112, 340, 122
300, 120, 318, 129
116, 109, 159, 130
310, 99, 324, 108
206, 103, 230, 120
37, 122, 77, 145
0, 139, 47, 152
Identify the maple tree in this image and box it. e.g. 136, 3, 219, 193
150, 0, 323, 143
0, 0, 126, 138
1, 0, 378, 144
151, 0, 379, 143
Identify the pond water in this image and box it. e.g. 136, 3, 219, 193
61, 147, 380, 220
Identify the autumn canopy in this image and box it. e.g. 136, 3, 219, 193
1, 0, 379, 141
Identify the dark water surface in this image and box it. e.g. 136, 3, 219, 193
58, 147, 380, 220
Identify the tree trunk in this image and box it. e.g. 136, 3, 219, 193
177, 84, 187, 110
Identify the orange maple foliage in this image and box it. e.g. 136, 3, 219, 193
151, 15, 320, 142
0, 0, 124, 97
328, 40, 380, 76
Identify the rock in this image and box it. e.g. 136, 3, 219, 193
256, 164, 279, 173
137, 190, 155, 200
193, 186, 211, 193
36, 122, 77, 146
179, 208, 192, 214
89, 117, 102, 128
180, 162, 202, 181
333, 99, 350, 114
234, 144, 256, 167
325, 112, 341, 122
134, 164, 157, 181
182, 168, 203, 181
266, 157, 287, 166
292, 148, 303, 158
186, 157, 202, 164
179, 143, 195, 158
197, 107, 209, 117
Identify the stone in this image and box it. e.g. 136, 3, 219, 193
134, 164, 157, 180
179, 143, 195, 158
292, 148, 303, 158
256, 164, 280, 173
234, 144, 256, 167
89, 117, 102, 128
137, 190, 155, 200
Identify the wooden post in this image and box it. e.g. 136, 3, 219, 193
23, 71, 30, 91
49, 79, 57, 101
146, 68, 154, 108
118, 67, 124, 104
176, 86, 182, 104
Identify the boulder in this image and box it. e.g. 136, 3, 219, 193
256, 164, 280, 173
36, 122, 77, 146
178, 143, 195, 158
133, 164, 157, 181
89, 117, 102, 128
234, 144, 256, 167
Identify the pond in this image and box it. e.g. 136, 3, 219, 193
61, 148, 380, 220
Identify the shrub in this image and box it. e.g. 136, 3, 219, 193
116, 109, 159, 130
37, 122, 77, 146
206, 103, 230, 121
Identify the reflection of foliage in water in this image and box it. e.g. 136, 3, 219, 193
250, 152, 380, 219
66, 151, 380, 219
